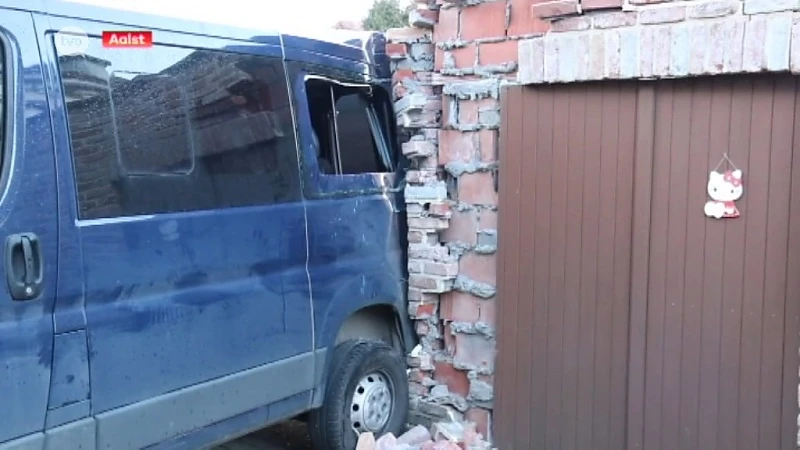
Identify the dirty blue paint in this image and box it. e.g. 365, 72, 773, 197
0, 0, 413, 448
47, 331, 90, 409
0, 9, 59, 445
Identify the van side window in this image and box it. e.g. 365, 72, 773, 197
305, 79, 393, 175
55, 39, 300, 220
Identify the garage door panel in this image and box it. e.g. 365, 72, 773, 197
781, 85, 800, 449
757, 75, 796, 450
560, 85, 588, 450
544, 86, 569, 450
679, 79, 713, 450
696, 78, 735, 450
495, 75, 798, 450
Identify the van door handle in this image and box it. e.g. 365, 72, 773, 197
5, 233, 43, 301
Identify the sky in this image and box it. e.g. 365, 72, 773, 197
64, 0, 377, 32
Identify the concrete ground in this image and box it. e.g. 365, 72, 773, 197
215, 420, 314, 450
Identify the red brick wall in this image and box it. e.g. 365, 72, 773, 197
388, 0, 547, 441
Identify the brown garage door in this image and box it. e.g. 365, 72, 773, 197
494, 75, 800, 450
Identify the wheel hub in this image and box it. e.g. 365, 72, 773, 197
350, 371, 393, 433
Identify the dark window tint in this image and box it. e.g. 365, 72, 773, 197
305, 79, 391, 176
334, 93, 383, 174
56, 38, 300, 220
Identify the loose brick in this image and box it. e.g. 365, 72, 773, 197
440, 291, 482, 322
478, 209, 498, 230
592, 11, 638, 29
434, 47, 445, 71
434, 7, 460, 41
459, 252, 497, 285
688, 23, 709, 76
518, 38, 546, 83
480, 298, 496, 326
465, 408, 491, 439
410, 274, 453, 293
582, 0, 624, 10
406, 170, 439, 185
552, 16, 592, 32
425, 261, 460, 277
457, 100, 480, 126
705, 21, 726, 74
409, 368, 427, 383
688, 0, 738, 18
479, 40, 519, 66
479, 129, 498, 162
441, 93, 455, 126
639, 6, 686, 24
408, 230, 426, 244
434, 361, 471, 397
410, 301, 438, 318
653, 26, 671, 77
458, 172, 498, 205
449, 45, 477, 69
589, 32, 606, 79
387, 27, 432, 43
441, 208, 479, 245
453, 333, 496, 372
403, 140, 436, 158
791, 15, 800, 72
669, 23, 690, 77
408, 216, 450, 230
386, 42, 408, 59
439, 129, 479, 165
409, 244, 453, 262
543, 34, 560, 81
531, 0, 581, 19
415, 321, 431, 336
508, 0, 551, 36
443, 323, 456, 355
461, 0, 508, 40
428, 202, 452, 217
409, 381, 430, 396
410, 7, 440, 28
743, 14, 767, 72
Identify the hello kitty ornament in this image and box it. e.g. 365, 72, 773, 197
704, 168, 743, 219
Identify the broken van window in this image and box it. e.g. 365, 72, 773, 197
305, 78, 392, 176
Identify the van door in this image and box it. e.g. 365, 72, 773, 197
0, 10, 59, 446
40, 17, 314, 448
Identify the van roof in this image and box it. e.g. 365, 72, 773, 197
2, 0, 385, 66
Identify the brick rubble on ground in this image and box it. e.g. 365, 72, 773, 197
355, 424, 495, 450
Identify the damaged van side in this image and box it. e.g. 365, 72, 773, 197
0, 1, 415, 449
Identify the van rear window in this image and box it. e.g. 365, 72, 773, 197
54, 37, 301, 220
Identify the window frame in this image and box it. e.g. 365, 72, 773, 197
305, 74, 394, 176
54, 33, 301, 220
0, 33, 14, 202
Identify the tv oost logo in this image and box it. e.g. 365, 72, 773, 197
55, 26, 89, 56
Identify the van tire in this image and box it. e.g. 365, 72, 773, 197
309, 339, 409, 450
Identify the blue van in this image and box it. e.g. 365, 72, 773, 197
0, 1, 416, 449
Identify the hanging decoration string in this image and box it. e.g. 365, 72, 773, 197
713, 153, 739, 172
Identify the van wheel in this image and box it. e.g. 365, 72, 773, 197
309, 339, 409, 450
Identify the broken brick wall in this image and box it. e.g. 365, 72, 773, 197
390, 0, 800, 446
387, 0, 549, 442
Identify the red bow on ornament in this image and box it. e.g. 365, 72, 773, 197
723, 170, 742, 186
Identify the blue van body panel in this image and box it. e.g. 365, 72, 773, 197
0, 1, 413, 448
0, 10, 59, 444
